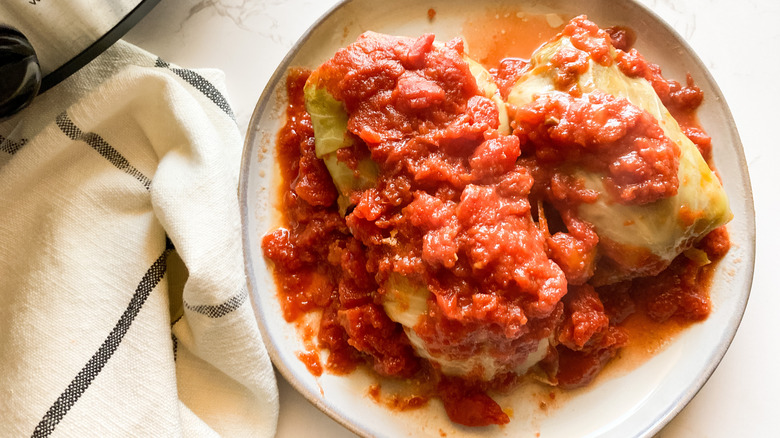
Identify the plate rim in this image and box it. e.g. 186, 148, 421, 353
238, 0, 756, 436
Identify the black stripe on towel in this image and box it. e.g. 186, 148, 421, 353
31, 240, 173, 438
154, 58, 236, 121
184, 286, 248, 318
0, 134, 27, 155
170, 314, 183, 362
171, 333, 179, 362
55, 112, 152, 190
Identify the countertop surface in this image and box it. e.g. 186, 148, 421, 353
124, 1, 777, 436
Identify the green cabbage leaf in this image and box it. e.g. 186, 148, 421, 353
304, 77, 378, 213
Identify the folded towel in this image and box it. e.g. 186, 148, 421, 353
0, 41, 278, 437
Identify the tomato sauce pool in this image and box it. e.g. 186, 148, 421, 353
261, 10, 730, 428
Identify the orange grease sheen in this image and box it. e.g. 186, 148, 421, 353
463, 10, 567, 66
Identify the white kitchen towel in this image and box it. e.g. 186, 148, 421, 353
0, 41, 278, 437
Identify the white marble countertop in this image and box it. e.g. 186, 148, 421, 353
125, 1, 778, 436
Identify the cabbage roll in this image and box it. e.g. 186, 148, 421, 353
506, 18, 732, 284
304, 32, 555, 380
304, 33, 509, 213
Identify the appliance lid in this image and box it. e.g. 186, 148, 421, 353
0, 0, 160, 93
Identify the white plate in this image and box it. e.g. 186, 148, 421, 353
239, 1, 755, 437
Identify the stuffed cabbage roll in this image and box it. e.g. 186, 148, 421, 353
304, 31, 509, 214
506, 17, 732, 284
303, 31, 562, 381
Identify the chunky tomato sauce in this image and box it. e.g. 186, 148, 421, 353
262, 15, 729, 427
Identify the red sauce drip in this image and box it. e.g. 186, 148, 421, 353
296, 350, 323, 376
369, 383, 430, 412
438, 377, 510, 426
